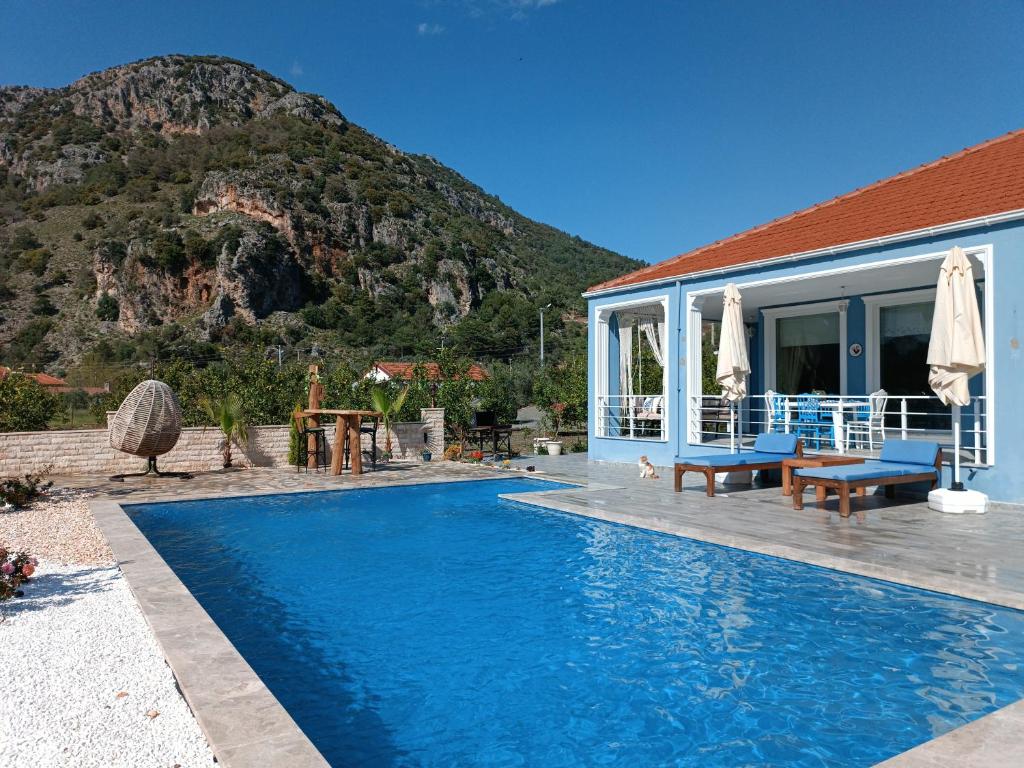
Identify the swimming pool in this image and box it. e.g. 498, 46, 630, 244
127, 478, 1024, 767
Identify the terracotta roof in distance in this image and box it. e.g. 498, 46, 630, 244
372, 361, 490, 382
590, 128, 1024, 292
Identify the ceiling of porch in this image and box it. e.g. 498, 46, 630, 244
698, 252, 983, 321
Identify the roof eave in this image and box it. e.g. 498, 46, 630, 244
582, 207, 1024, 299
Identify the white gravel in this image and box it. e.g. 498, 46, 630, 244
0, 561, 215, 767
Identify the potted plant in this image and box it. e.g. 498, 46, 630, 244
421, 447, 432, 462
547, 440, 563, 456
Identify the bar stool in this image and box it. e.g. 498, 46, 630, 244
297, 426, 328, 473
343, 420, 379, 470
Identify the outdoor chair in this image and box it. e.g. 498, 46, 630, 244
469, 410, 513, 457
794, 395, 828, 450
342, 420, 378, 469
792, 439, 941, 517
297, 425, 328, 473
674, 433, 803, 497
764, 390, 789, 433
700, 397, 730, 436
844, 389, 888, 452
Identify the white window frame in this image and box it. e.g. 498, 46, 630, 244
762, 300, 849, 396
593, 295, 670, 442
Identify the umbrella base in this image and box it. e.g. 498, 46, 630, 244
928, 487, 988, 514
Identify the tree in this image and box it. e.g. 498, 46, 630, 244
200, 392, 249, 468
0, 375, 59, 431
370, 385, 410, 459
534, 357, 587, 437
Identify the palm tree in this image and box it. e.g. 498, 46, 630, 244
370, 385, 409, 459
200, 393, 249, 468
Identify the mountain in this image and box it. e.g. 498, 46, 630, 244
0, 55, 641, 376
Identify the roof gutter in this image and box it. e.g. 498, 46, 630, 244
582, 207, 1024, 299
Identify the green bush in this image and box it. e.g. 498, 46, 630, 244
96, 292, 119, 321
0, 375, 59, 431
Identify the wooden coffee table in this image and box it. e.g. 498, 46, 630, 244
782, 456, 865, 500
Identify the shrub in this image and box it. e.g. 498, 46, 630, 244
0, 374, 59, 431
19, 247, 51, 276
0, 471, 52, 508
0, 547, 38, 601
96, 291, 120, 321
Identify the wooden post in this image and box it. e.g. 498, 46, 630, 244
307, 364, 322, 469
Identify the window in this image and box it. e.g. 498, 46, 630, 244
776, 312, 841, 393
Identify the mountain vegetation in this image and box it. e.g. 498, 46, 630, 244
0, 55, 641, 385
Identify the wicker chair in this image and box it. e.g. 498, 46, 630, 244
109, 380, 190, 480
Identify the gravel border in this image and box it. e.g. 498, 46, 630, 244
0, 561, 214, 767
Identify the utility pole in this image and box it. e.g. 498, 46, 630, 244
539, 303, 552, 368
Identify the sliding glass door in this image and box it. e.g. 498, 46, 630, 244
776, 312, 840, 393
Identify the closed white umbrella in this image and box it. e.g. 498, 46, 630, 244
927, 247, 985, 406
926, 247, 987, 513
716, 283, 750, 452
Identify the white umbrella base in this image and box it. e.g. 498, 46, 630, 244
716, 470, 753, 486
928, 487, 988, 514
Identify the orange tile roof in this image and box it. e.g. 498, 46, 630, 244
0, 366, 67, 387
373, 361, 490, 382
590, 128, 1024, 293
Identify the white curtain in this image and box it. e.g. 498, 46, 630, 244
639, 316, 666, 368
619, 323, 634, 400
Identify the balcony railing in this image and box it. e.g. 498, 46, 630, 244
595, 394, 667, 441
689, 392, 990, 466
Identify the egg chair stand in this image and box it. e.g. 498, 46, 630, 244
110, 456, 193, 482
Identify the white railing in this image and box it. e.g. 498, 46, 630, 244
689, 392, 990, 465
595, 394, 667, 440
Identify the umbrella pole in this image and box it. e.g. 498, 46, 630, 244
951, 404, 964, 491
729, 402, 736, 453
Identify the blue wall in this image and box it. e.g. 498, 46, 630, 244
588, 220, 1024, 502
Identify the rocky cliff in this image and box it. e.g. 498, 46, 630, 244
0, 55, 641, 373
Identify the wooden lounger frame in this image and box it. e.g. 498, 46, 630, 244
674, 441, 803, 497
792, 453, 942, 517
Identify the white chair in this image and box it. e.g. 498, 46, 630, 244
764, 390, 790, 433
845, 389, 888, 452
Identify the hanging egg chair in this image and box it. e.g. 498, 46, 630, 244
108, 379, 190, 480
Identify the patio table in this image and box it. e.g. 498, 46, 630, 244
820, 400, 864, 454
782, 455, 865, 500
297, 409, 382, 475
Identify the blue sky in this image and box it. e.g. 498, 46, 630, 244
2, 1, 1023, 263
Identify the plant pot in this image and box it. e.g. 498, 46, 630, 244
421, 451, 432, 462
547, 441, 563, 456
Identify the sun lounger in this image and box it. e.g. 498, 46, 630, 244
674, 433, 803, 497
792, 440, 942, 517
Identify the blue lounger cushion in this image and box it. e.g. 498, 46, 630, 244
675, 433, 800, 468
878, 440, 941, 467
794, 460, 938, 483
676, 451, 795, 468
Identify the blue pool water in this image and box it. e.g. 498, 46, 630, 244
127, 478, 1024, 767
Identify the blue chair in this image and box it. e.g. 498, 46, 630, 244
763, 390, 789, 433
674, 433, 803, 497
794, 395, 828, 450
792, 440, 941, 517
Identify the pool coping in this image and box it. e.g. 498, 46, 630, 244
90, 499, 329, 767
90, 473, 1023, 768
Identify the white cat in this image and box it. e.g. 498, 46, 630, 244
638, 455, 660, 480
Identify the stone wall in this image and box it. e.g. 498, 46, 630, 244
0, 408, 445, 476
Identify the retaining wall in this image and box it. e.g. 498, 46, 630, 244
0, 409, 444, 476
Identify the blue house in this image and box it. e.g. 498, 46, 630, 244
585, 129, 1024, 503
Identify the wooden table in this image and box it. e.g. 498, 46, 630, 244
297, 409, 382, 476
782, 455, 865, 500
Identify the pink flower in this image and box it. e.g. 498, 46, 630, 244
1, 563, 14, 575
21, 563, 35, 578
